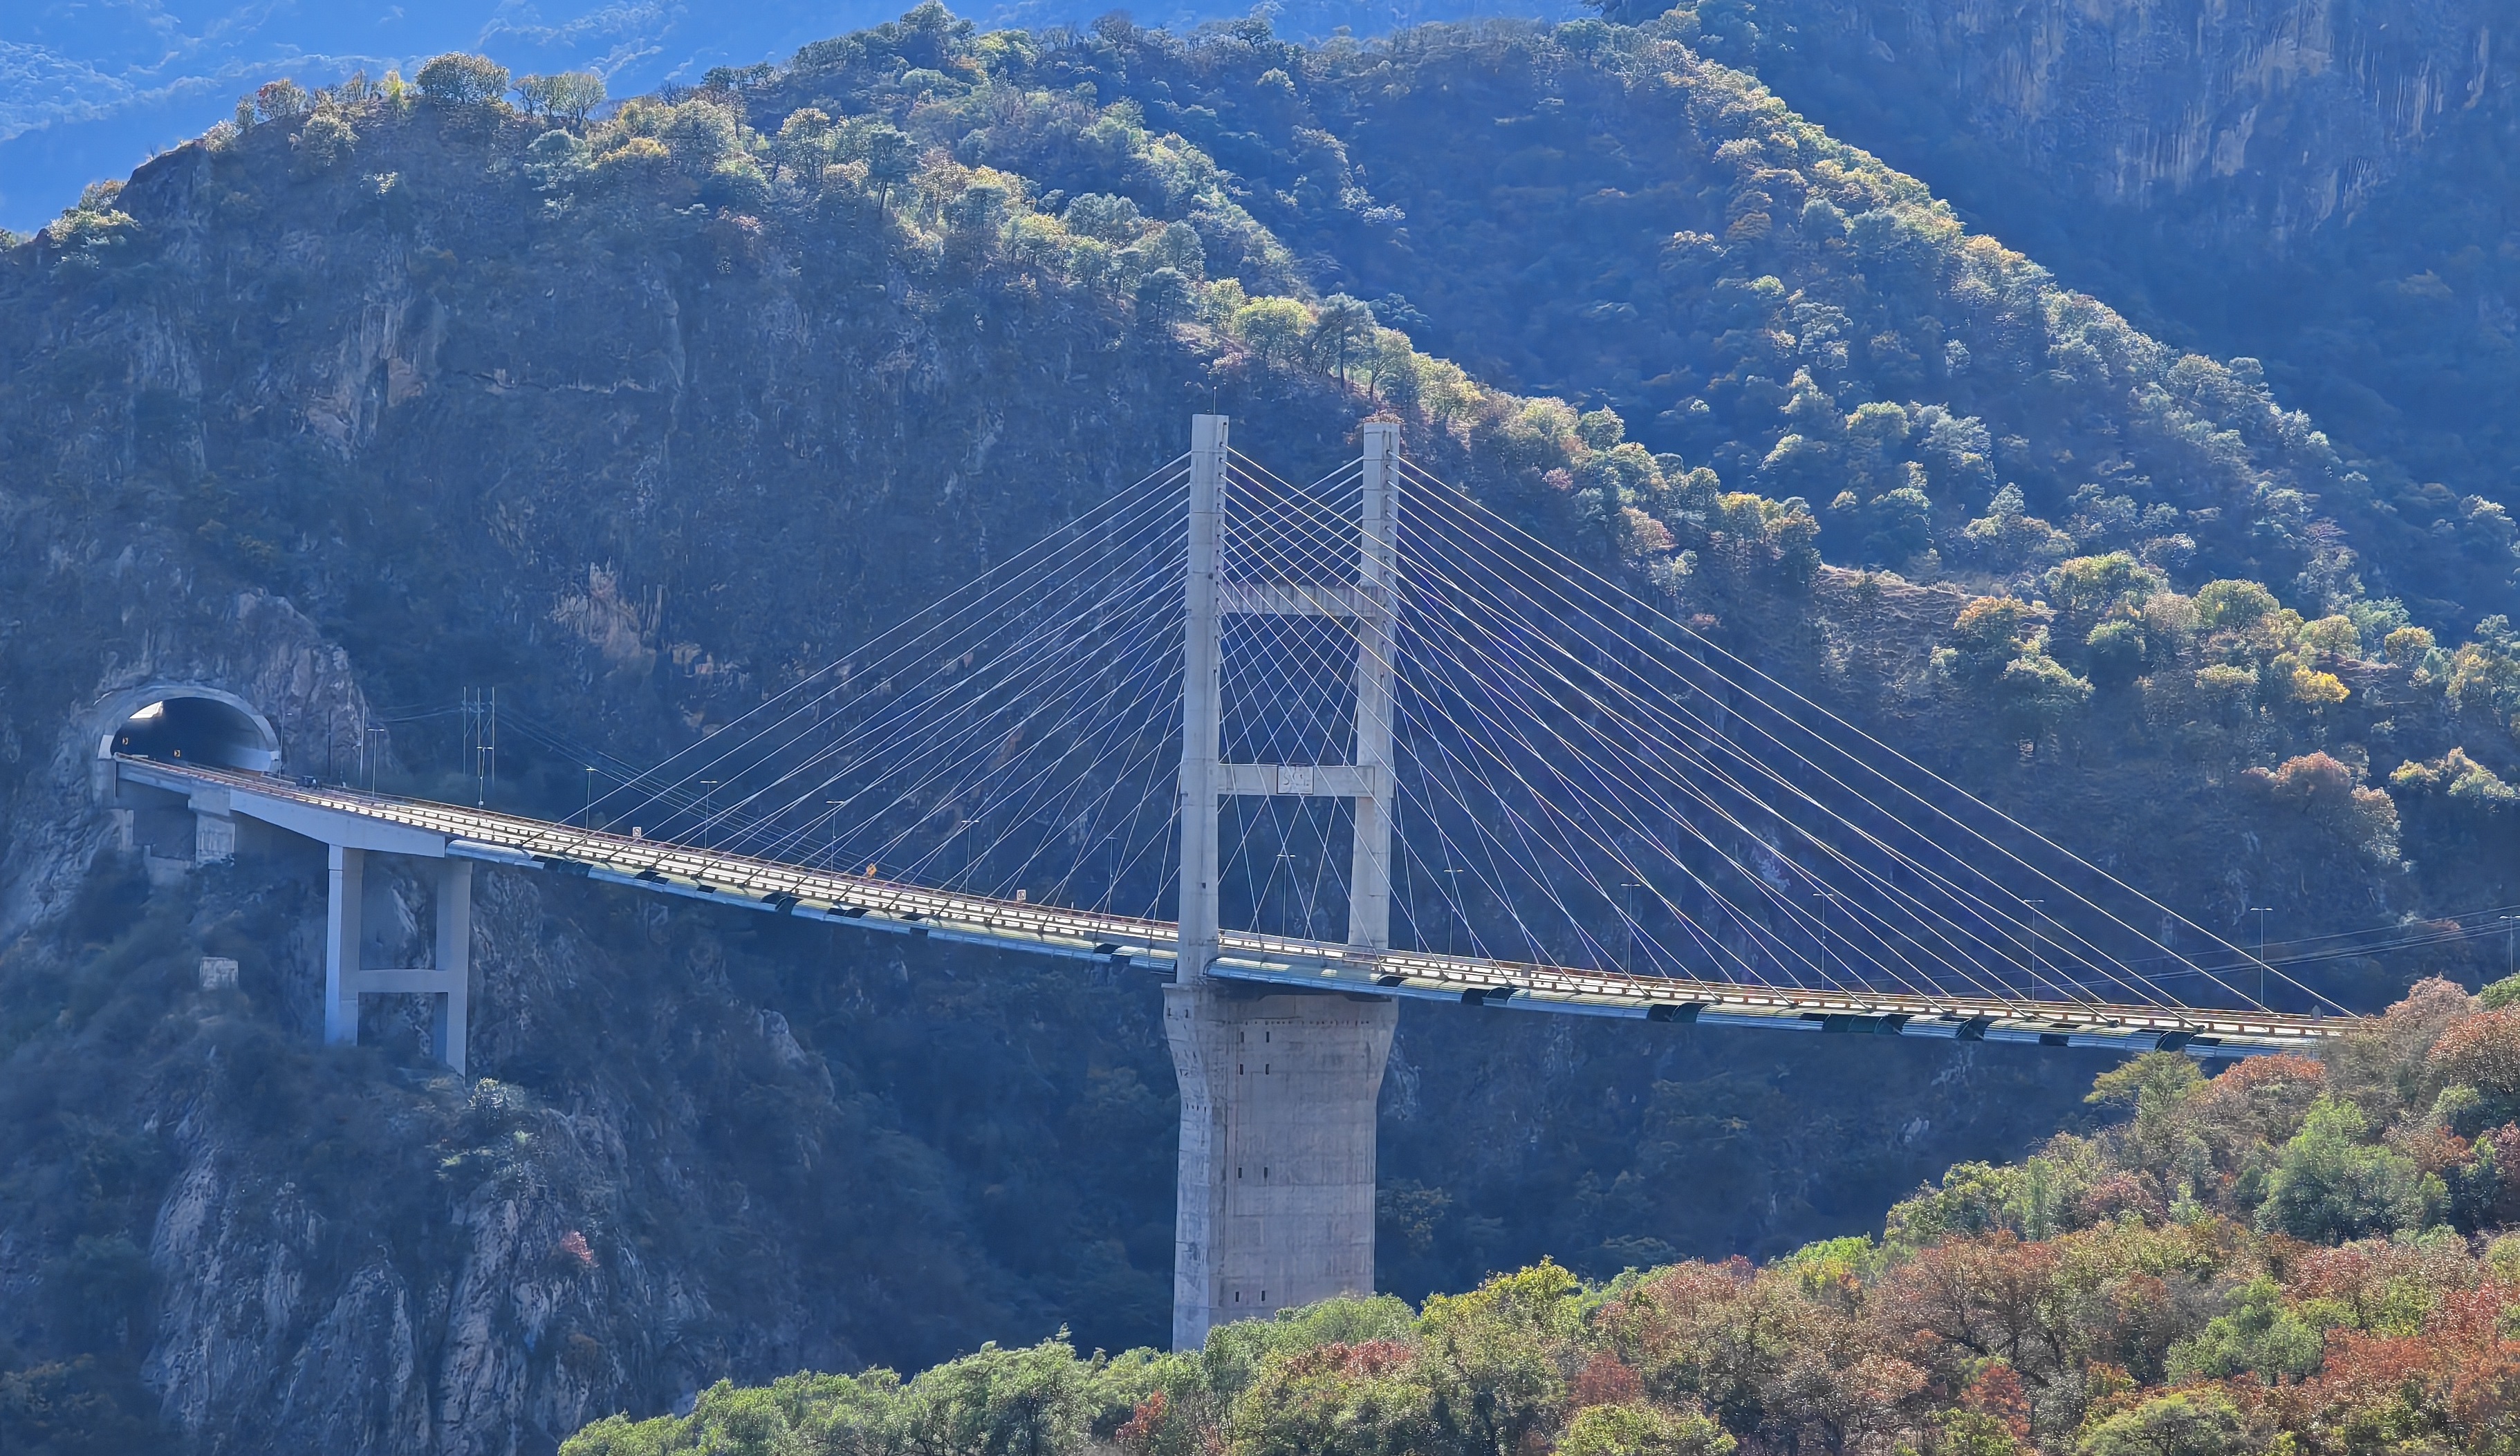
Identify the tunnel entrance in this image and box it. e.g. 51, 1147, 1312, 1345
104, 690, 280, 772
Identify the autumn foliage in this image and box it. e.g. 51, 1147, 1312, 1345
569, 978, 2520, 1456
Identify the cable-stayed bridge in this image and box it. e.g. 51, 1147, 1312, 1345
102, 416, 2365, 1347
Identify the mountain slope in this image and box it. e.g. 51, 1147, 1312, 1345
2, 10, 2519, 1453
877, 12, 2511, 626
1613, 0, 2520, 622
0, 46, 2111, 1451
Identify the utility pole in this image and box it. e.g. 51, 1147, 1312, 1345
461, 689, 499, 807
2024, 898, 2044, 1000
2247, 906, 2272, 1007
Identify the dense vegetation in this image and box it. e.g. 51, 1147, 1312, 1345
568, 977, 2520, 1455
5, 3, 2520, 1453
738, 8, 2520, 624
1616, 0, 2520, 628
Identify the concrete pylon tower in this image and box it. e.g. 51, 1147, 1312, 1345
1165, 416, 1400, 1351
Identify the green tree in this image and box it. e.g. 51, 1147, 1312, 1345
2257, 1096, 2433, 1241
1310, 295, 1375, 383
902, 1337, 1090, 1456
2163, 1276, 2324, 1382
250, 78, 312, 123
1558, 1401, 1736, 1456
1224, 1341, 1432, 1456
517, 72, 606, 124
416, 53, 510, 108
1232, 298, 1312, 368
2193, 579, 2280, 634
1136, 268, 1197, 323
2076, 1391, 2243, 1456
1418, 1261, 1585, 1456
856, 123, 918, 218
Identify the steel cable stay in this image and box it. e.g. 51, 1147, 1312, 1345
1224, 453, 1871, 987
678, 481, 1189, 852
1387, 484, 2132, 999
1393, 458, 2344, 1016
897, 579, 1189, 902
1218, 462, 1577, 967
640, 452, 1192, 823
1217, 447, 2262, 1020
1223, 455, 2036, 1004
1396, 454, 2340, 1011
592, 454, 1193, 836
647, 477, 1194, 861
1219, 453, 1985, 997
785, 581, 1185, 895
1224, 471, 1754, 977
1389, 510, 2129, 1011
1214, 463, 1382, 943
562, 496, 1179, 856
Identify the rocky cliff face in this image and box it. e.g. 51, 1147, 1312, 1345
1669, 0, 2505, 243
1791, 0, 2495, 239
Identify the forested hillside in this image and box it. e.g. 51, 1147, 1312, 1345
565, 977, 2520, 1456
1618, 0, 2520, 620
2, 5, 2519, 1453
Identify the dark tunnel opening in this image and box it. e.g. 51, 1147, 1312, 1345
111, 695, 279, 772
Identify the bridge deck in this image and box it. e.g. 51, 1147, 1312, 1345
120, 757, 2353, 1055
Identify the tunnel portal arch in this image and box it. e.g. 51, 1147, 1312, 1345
95, 685, 281, 772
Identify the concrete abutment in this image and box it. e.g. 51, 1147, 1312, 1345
98, 683, 474, 1074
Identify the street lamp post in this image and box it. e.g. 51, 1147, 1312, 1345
2248, 906, 2273, 1007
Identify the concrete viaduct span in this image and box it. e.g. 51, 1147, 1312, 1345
95, 416, 2360, 1350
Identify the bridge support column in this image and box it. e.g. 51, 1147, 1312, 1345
1166, 983, 1395, 1350
324, 844, 364, 1045
430, 859, 472, 1074
323, 845, 472, 1074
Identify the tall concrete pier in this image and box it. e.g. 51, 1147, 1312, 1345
1167, 417, 1400, 1350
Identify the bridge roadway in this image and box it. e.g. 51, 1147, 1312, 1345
120, 756, 2351, 1056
